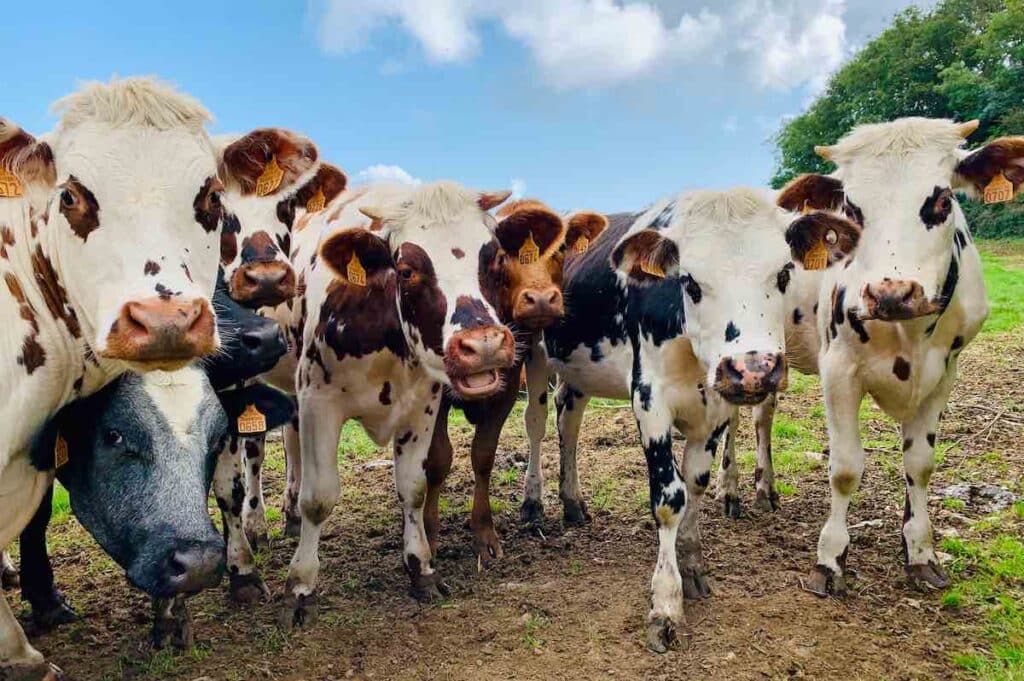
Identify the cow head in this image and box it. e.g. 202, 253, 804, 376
612, 189, 799, 405
1, 78, 225, 371
791, 118, 1023, 322
319, 182, 517, 399
216, 131, 342, 309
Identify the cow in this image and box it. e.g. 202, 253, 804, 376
0, 77, 233, 679
521, 188, 859, 651
425, 200, 608, 567
256, 180, 517, 629
770, 118, 1016, 596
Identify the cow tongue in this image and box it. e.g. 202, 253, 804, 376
464, 370, 497, 388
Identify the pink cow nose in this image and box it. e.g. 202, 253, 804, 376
861, 279, 939, 321
714, 352, 787, 405
103, 296, 217, 366
514, 286, 564, 329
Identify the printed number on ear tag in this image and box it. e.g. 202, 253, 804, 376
0, 169, 23, 198
347, 253, 367, 286
237, 404, 268, 435
519, 233, 540, 265
54, 434, 69, 469
803, 241, 829, 270
570, 236, 590, 255
306, 188, 326, 213
255, 155, 285, 197
984, 173, 1014, 205
639, 258, 665, 278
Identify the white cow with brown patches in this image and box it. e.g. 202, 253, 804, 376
0, 77, 231, 680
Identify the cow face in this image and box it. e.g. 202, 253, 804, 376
2, 79, 225, 371
612, 190, 795, 405
216, 130, 338, 309
43, 368, 226, 599
793, 118, 1024, 322
319, 182, 517, 399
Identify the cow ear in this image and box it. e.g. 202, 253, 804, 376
294, 163, 348, 214
494, 205, 565, 257
954, 136, 1024, 199
220, 383, 295, 436
565, 211, 608, 254
219, 128, 319, 196
785, 212, 861, 269
610, 229, 679, 284
478, 190, 513, 211
777, 174, 845, 213
319, 228, 394, 287
0, 118, 56, 196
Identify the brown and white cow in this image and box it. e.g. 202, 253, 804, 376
425, 200, 608, 568
253, 180, 517, 628
771, 118, 1014, 596
0, 77, 229, 679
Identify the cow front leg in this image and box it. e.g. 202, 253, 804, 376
677, 425, 725, 599
241, 436, 269, 549
282, 412, 302, 537
715, 409, 742, 518
214, 437, 268, 603
806, 367, 865, 596
520, 338, 550, 524
555, 381, 591, 525
470, 380, 517, 569
19, 486, 77, 632
281, 395, 344, 630
151, 595, 193, 650
752, 394, 781, 513
424, 400, 452, 555
0, 551, 17, 590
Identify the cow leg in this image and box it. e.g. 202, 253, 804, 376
520, 339, 549, 524
901, 366, 957, 589
806, 368, 865, 596
424, 401, 453, 555
241, 436, 269, 549
151, 595, 193, 650
214, 436, 268, 603
396, 393, 447, 601
555, 381, 591, 525
19, 486, 77, 632
716, 409, 742, 518
282, 412, 302, 538
281, 395, 344, 630
470, 381, 517, 570
752, 394, 781, 513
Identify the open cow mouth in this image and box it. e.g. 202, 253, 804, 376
453, 369, 502, 398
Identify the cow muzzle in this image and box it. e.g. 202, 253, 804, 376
161, 538, 225, 595
239, 322, 289, 371
514, 286, 564, 330
230, 261, 297, 308
714, 352, 787, 405
103, 296, 217, 368
860, 279, 940, 321
445, 325, 516, 399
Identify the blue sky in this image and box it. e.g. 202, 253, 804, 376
2, 1, 932, 212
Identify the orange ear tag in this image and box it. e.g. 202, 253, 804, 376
347, 253, 367, 286
54, 434, 69, 469
801, 200, 814, 216
639, 258, 665, 278
306, 188, 326, 213
570, 236, 590, 255
237, 404, 268, 435
803, 241, 829, 270
255, 155, 285, 197
0, 168, 24, 198
519, 233, 540, 265
983, 172, 1014, 204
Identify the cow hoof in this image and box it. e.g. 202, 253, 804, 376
229, 572, 270, 604
753, 489, 781, 513
246, 531, 270, 551
410, 572, 451, 603
801, 565, 847, 597
680, 569, 712, 600
645, 616, 677, 654
722, 495, 742, 519
284, 515, 302, 538
152, 600, 194, 650
279, 591, 318, 631
562, 498, 591, 525
31, 593, 79, 632
3, 662, 66, 681
519, 498, 544, 525
1, 566, 20, 590
906, 561, 950, 589
473, 532, 504, 571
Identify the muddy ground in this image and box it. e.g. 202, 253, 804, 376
7, 325, 1023, 680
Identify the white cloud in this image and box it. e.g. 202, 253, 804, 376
356, 164, 422, 185
310, 0, 896, 92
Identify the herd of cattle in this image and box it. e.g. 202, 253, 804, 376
0, 76, 1019, 678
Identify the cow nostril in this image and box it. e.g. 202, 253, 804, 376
458, 339, 478, 359
548, 290, 561, 305
168, 552, 188, 578
523, 292, 536, 305
241, 333, 262, 351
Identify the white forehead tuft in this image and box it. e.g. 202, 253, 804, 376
142, 367, 206, 443
52, 77, 212, 133
387, 181, 480, 228
829, 117, 966, 163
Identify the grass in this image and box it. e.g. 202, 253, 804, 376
521, 613, 549, 651
978, 244, 1024, 335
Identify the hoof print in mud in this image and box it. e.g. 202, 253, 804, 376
801, 565, 847, 597
519, 498, 545, 524
722, 495, 742, 519
279, 590, 319, 631
561, 498, 592, 525
906, 561, 950, 589
229, 572, 271, 604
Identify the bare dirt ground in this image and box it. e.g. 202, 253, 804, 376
9, 312, 1024, 680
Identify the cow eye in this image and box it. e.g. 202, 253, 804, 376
103, 429, 123, 447
60, 189, 75, 208
400, 267, 414, 280
825, 229, 838, 245
263, 149, 273, 162
684, 277, 703, 303
209, 191, 221, 206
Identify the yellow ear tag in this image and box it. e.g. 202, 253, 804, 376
0, 168, 24, 198
983, 172, 1014, 204
255, 155, 285, 197
306, 188, 326, 213
347, 253, 367, 286
570, 235, 590, 255
54, 434, 69, 469
639, 258, 665, 278
803, 240, 829, 270
519, 233, 540, 265
801, 200, 814, 216
237, 404, 267, 435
